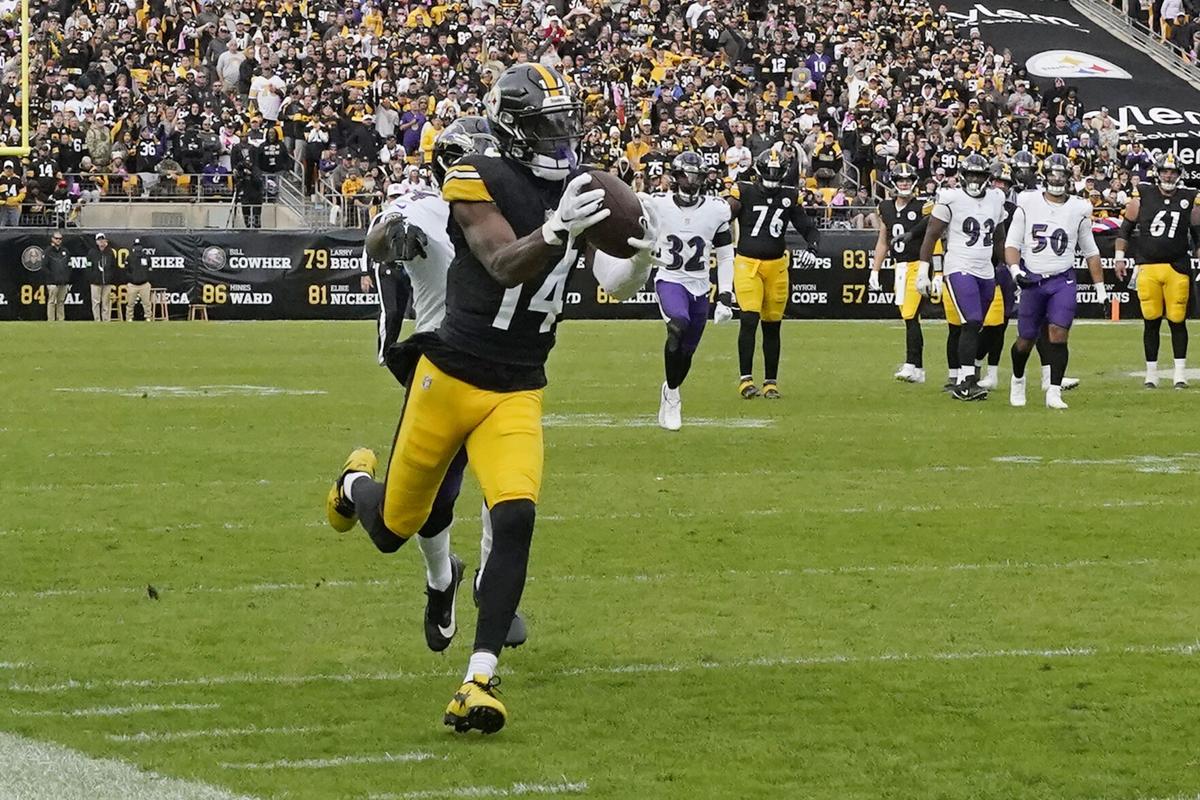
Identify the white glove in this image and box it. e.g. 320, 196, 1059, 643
1008, 263, 1022, 284
541, 173, 610, 246
915, 260, 932, 296
868, 270, 882, 291
1094, 281, 1108, 306
931, 273, 944, 298
795, 249, 818, 268
714, 301, 733, 324
628, 192, 661, 268
1128, 264, 1139, 293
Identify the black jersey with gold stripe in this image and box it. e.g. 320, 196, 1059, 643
435, 154, 580, 390
1134, 185, 1199, 274
729, 180, 816, 260
879, 196, 928, 263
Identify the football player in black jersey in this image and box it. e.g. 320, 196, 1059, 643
869, 163, 931, 383
726, 149, 819, 399
325, 64, 659, 734
1115, 152, 1199, 388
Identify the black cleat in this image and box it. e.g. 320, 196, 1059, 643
951, 378, 989, 402
473, 568, 528, 648
424, 554, 465, 652
942, 379, 958, 393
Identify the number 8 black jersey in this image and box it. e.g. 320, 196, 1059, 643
878, 197, 928, 263
1134, 184, 1199, 274
727, 180, 815, 260
439, 154, 579, 389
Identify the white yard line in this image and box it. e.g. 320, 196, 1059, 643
106, 725, 322, 743
6, 477, 321, 493
0, 731, 258, 800
219, 752, 436, 770
11, 702, 219, 718
372, 780, 589, 799
0, 520, 325, 538
543, 413, 772, 429
9, 641, 1196, 696
0, 662, 28, 669
0, 556, 1178, 603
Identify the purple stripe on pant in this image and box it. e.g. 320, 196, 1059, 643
946, 272, 996, 325
655, 280, 709, 354
1017, 271, 1077, 341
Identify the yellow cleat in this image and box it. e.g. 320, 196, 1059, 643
443, 674, 507, 734
325, 447, 378, 533
762, 382, 781, 400
739, 379, 759, 399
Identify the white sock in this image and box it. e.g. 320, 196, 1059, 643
479, 502, 493, 579
464, 650, 498, 683
417, 525, 453, 591
1047, 385, 1062, 401
1041, 364, 1051, 384
665, 385, 680, 401
1174, 357, 1187, 375
1146, 361, 1158, 380
957, 367, 970, 383
986, 365, 998, 383
342, 472, 370, 503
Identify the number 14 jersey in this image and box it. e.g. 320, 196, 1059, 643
647, 193, 732, 295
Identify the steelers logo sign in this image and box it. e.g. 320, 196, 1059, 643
782, 197, 792, 207
908, 211, 917, 220
1182, 199, 1189, 209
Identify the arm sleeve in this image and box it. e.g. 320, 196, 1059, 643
931, 202, 951, 223
714, 242, 734, 294
789, 200, 819, 245
1077, 212, 1100, 258
592, 250, 652, 301
1004, 206, 1025, 251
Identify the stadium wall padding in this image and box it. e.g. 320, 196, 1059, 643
0, 230, 1144, 321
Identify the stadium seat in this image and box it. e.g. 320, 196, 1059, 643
152, 289, 170, 321
187, 304, 209, 321
107, 288, 123, 321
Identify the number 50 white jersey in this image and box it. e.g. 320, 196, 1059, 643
646, 193, 733, 295
933, 187, 1007, 278
1004, 190, 1098, 278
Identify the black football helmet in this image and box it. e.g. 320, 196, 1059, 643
1156, 151, 1182, 193
892, 162, 917, 197
670, 151, 705, 204
1012, 150, 1038, 190
484, 63, 583, 180
960, 153, 990, 198
1042, 153, 1070, 197
990, 159, 1013, 189
431, 116, 498, 187
755, 148, 787, 191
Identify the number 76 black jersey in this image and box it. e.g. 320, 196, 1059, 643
727, 180, 813, 260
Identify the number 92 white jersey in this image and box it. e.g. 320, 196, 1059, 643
933, 187, 1007, 278
647, 193, 733, 295
1004, 190, 1098, 278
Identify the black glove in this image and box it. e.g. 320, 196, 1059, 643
399, 224, 428, 261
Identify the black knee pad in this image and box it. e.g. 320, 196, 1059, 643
489, 499, 535, 551
1145, 318, 1163, 334
368, 527, 407, 554
417, 502, 454, 539
665, 319, 687, 352
761, 320, 781, 340
740, 311, 761, 330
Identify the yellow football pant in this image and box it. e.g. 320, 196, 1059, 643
734, 254, 789, 322
894, 261, 922, 320
1137, 263, 1190, 323
381, 356, 544, 537
943, 280, 1005, 326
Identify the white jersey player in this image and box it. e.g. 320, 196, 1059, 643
646, 151, 734, 431
919, 153, 1007, 400
1002, 153, 1105, 410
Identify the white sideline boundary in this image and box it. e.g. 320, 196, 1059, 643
0, 731, 258, 800
106, 725, 322, 743
219, 752, 436, 770
371, 780, 589, 799
11, 702, 218, 718
0, 556, 1175, 602
9, 641, 1196, 695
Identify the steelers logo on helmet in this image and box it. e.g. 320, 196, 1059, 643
484, 64, 583, 181
960, 153, 989, 198
670, 151, 705, 205
1156, 152, 1182, 193
755, 148, 787, 191
1042, 153, 1071, 197
892, 162, 917, 197
431, 115, 497, 187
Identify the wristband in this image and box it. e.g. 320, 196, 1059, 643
1114, 249, 1125, 261
541, 220, 565, 247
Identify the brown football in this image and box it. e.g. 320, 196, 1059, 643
581, 170, 644, 259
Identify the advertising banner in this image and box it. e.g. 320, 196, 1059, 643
0, 228, 1151, 322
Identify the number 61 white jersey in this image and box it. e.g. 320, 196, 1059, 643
1004, 190, 1098, 278
933, 187, 1007, 278
647, 193, 733, 295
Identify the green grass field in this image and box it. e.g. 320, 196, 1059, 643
0, 319, 1197, 800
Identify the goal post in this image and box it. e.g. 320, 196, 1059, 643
0, 0, 30, 159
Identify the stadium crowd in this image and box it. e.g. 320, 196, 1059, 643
1, 0, 1149, 230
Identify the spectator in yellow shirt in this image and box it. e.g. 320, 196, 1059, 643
625, 119, 653, 171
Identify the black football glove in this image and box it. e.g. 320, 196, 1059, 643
398, 224, 428, 261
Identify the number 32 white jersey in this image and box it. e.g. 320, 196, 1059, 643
362, 189, 452, 333
933, 187, 1007, 278
1004, 191, 1098, 278
647, 193, 732, 295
